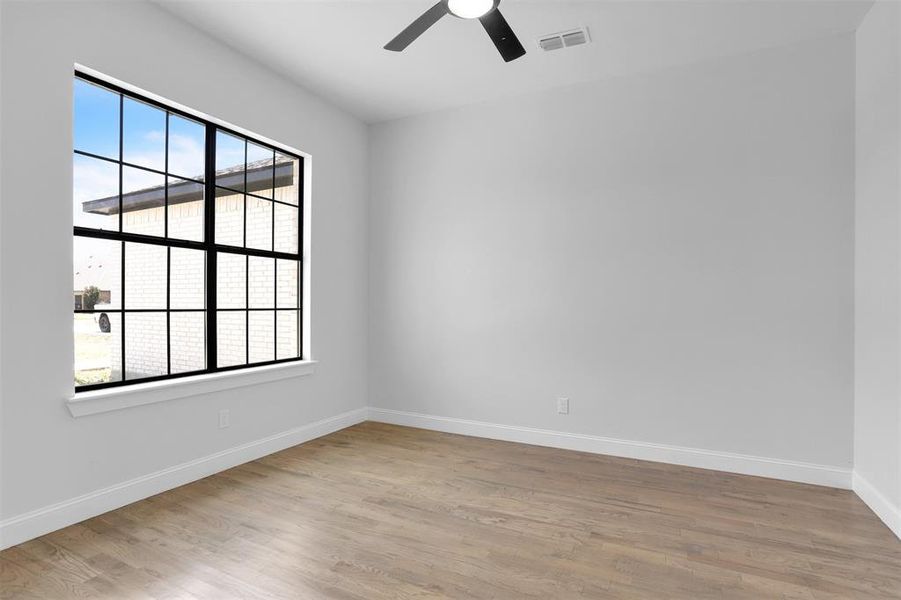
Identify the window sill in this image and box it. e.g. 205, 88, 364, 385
67, 360, 318, 417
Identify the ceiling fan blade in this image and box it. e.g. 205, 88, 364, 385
478, 8, 526, 62
384, 2, 448, 52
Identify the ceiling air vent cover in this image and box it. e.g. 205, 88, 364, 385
538, 27, 590, 52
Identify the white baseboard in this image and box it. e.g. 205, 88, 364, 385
0, 407, 368, 551
3, 406, 872, 552
368, 407, 853, 489
853, 471, 901, 540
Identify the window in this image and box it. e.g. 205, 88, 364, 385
73, 72, 304, 391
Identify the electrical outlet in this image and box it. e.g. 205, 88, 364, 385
218, 409, 230, 429
556, 397, 569, 415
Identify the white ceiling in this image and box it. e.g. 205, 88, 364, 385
158, 1, 872, 123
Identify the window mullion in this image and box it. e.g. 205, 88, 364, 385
205, 124, 218, 370
165, 114, 171, 376
244, 141, 249, 366
119, 93, 126, 380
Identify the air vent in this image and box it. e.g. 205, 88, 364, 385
537, 27, 590, 52
562, 30, 587, 47
539, 36, 564, 51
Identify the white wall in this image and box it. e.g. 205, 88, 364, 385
0, 0, 881, 548
369, 35, 855, 471
854, 0, 901, 536
0, 0, 368, 532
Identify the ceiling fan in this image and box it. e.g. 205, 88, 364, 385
384, 0, 526, 63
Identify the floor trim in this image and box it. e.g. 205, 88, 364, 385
0, 407, 368, 551
368, 407, 853, 489
1, 407, 870, 552
853, 471, 901, 540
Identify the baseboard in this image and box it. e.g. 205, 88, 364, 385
1, 405, 864, 551
0, 407, 368, 550
853, 471, 901, 540
368, 407, 853, 489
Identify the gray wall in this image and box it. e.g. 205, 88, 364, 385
0, 1, 369, 520
854, 0, 901, 521
369, 34, 855, 469
3, 0, 887, 542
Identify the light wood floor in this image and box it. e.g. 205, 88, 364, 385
2, 422, 899, 599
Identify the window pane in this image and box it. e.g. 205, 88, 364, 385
73, 76, 305, 388
171, 312, 206, 374
73, 154, 119, 231
168, 177, 205, 242
249, 311, 275, 363
215, 189, 244, 247
125, 242, 166, 309
167, 114, 205, 181
171, 247, 205, 309
246, 197, 272, 251
216, 131, 244, 190
274, 203, 299, 254
123, 97, 166, 171
248, 256, 274, 308
277, 310, 299, 359
74, 78, 119, 160
125, 312, 167, 379
217, 252, 246, 309
122, 166, 166, 237
276, 259, 298, 308
217, 311, 246, 367
74, 237, 121, 311
247, 141, 274, 199
74, 312, 121, 386
274, 152, 299, 206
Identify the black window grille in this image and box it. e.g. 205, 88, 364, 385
73, 71, 304, 391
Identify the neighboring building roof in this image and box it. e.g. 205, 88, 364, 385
82, 158, 296, 215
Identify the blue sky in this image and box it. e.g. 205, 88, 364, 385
73, 77, 276, 202
72, 77, 271, 289
74, 77, 216, 188
73, 78, 213, 289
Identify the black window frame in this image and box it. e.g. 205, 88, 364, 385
73, 71, 305, 392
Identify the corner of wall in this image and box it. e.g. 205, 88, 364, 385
851, 0, 901, 539
853, 471, 901, 540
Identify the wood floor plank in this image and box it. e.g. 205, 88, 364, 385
1, 422, 899, 599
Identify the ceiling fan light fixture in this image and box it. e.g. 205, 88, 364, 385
447, 0, 494, 19
384, 0, 524, 62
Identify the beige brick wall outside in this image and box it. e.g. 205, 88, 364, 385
99, 184, 300, 380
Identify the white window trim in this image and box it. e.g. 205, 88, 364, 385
67, 360, 317, 417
